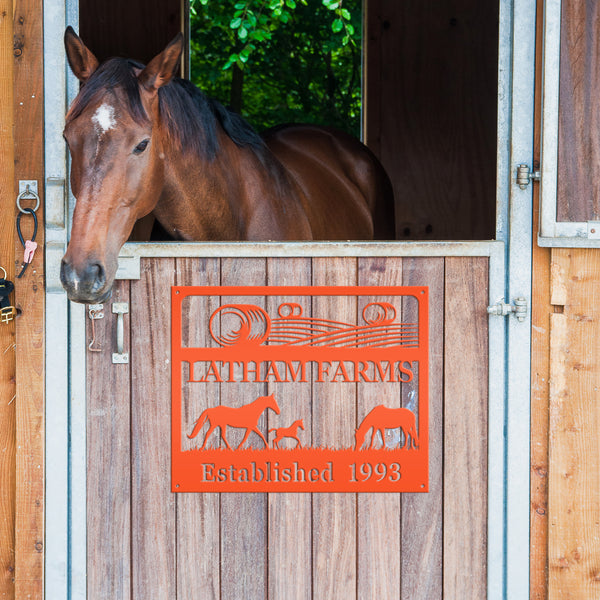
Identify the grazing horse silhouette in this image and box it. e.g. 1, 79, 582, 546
354, 405, 418, 450
60, 27, 395, 304
188, 394, 280, 450
269, 419, 304, 449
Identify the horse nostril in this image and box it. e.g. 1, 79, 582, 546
60, 259, 74, 286
86, 263, 106, 292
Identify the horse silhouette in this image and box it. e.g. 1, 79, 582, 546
269, 419, 304, 449
188, 394, 280, 450
354, 405, 418, 450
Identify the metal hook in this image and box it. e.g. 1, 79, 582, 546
88, 304, 104, 352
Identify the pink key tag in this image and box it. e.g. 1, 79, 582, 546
24, 240, 37, 264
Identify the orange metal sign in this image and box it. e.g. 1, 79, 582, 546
172, 286, 428, 492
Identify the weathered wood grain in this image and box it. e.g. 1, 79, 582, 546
443, 257, 488, 598
175, 258, 221, 600
131, 258, 177, 598
12, 0, 45, 595
87, 281, 132, 600
557, 0, 600, 222
548, 249, 600, 599
220, 258, 268, 600
355, 257, 402, 599
312, 257, 357, 599
266, 257, 312, 600
365, 0, 498, 240
401, 258, 444, 600
0, 1, 16, 596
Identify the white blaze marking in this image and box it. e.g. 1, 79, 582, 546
92, 103, 116, 136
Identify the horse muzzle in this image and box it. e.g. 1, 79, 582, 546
60, 258, 112, 304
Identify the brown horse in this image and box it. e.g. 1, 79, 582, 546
188, 393, 280, 450
60, 28, 394, 303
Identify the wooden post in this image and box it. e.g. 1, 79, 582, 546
13, 0, 45, 596
0, 2, 17, 598
530, 1, 551, 597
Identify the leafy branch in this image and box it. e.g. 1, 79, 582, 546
191, 0, 356, 70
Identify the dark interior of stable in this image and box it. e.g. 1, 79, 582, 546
78, 0, 499, 242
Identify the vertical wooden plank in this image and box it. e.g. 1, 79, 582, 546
266, 257, 312, 600
312, 257, 357, 599
87, 281, 131, 599
530, 0, 550, 596
443, 257, 488, 598
548, 249, 600, 599
0, 1, 16, 596
131, 258, 176, 598
401, 258, 444, 599
220, 258, 268, 600
355, 256, 401, 599
175, 258, 221, 600
12, 0, 45, 595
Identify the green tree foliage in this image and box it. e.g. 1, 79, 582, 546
189, 0, 362, 137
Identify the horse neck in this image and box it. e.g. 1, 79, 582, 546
153, 134, 244, 240
154, 128, 312, 241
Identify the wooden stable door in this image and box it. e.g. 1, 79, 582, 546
85, 255, 489, 599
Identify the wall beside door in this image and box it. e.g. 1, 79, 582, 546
531, 0, 600, 597
0, 0, 45, 598
365, 0, 499, 241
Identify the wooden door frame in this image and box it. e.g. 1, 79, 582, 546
43, 1, 535, 598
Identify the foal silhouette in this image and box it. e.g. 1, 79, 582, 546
188, 394, 280, 450
269, 419, 304, 449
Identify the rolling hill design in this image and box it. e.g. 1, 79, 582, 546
210, 301, 418, 348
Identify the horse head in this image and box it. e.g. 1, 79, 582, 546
60, 27, 183, 303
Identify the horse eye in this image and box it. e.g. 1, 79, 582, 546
133, 139, 149, 155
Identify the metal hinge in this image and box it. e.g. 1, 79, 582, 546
487, 297, 528, 322
516, 164, 540, 189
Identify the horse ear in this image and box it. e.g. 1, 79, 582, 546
138, 33, 183, 93
64, 26, 99, 83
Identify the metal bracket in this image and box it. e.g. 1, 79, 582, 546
112, 302, 129, 364
516, 164, 540, 190
17, 180, 40, 213
487, 297, 528, 322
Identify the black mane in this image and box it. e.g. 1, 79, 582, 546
66, 57, 266, 160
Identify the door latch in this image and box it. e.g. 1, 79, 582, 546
487, 297, 528, 322
112, 302, 129, 364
